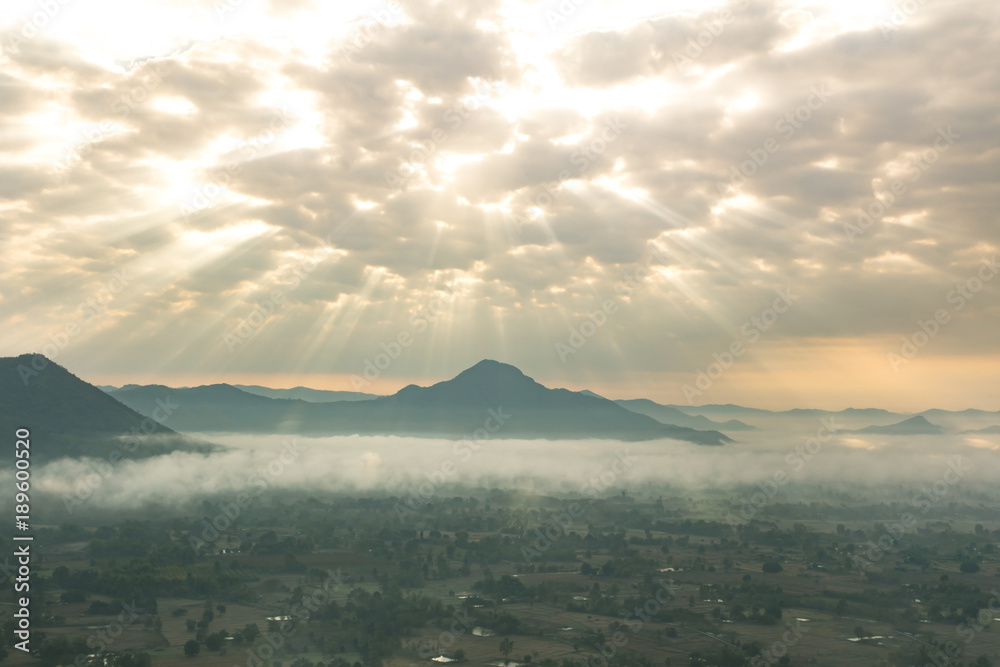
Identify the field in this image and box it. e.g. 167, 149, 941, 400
4, 492, 1000, 667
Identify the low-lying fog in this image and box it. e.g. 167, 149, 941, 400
13, 429, 1000, 520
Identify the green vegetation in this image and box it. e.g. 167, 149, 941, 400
3, 490, 999, 667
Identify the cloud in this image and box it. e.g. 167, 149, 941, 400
1, 0, 998, 408
12, 431, 1000, 518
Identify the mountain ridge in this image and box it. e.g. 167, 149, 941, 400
0, 354, 210, 461
111, 359, 732, 445
848, 415, 946, 435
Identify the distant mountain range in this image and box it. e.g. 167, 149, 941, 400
233, 385, 376, 402
0, 354, 212, 461
109, 360, 732, 445
8, 353, 998, 463
577, 392, 754, 431
962, 425, 1000, 435
848, 415, 946, 435
676, 404, 998, 420
101, 383, 377, 403
670, 404, 1000, 432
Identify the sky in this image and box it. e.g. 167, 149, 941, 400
1, 0, 997, 411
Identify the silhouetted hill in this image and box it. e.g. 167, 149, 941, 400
0, 354, 209, 461
920, 408, 1000, 420
113, 360, 732, 445
614, 398, 755, 432
962, 425, 1000, 435
110, 383, 316, 432
850, 415, 946, 435
674, 404, 905, 420
233, 385, 378, 403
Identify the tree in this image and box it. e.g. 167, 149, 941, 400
762, 560, 783, 573
184, 640, 200, 657
453, 650, 466, 662
960, 561, 981, 573
854, 626, 865, 640
186, 619, 196, 632
835, 599, 848, 616
243, 623, 261, 643
499, 638, 515, 664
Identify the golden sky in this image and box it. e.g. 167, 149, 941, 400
2, 0, 998, 410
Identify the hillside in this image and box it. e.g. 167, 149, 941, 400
851, 415, 946, 435
0, 354, 209, 461
112, 360, 732, 445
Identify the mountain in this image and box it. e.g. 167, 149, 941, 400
109, 383, 317, 432
962, 425, 1000, 435
920, 409, 1000, 419
112, 360, 732, 445
614, 398, 755, 431
233, 385, 378, 403
671, 404, 778, 417
850, 415, 946, 435
674, 404, 905, 420
0, 354, 210, 461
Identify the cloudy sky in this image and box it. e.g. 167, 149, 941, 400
1, 0, 997, 410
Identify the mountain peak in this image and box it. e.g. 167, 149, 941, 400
455, 359, 527, 379
853, 414, 945, 435
901, 415, 933, 425
391, 360, 542, 406
0, 353, 185, 462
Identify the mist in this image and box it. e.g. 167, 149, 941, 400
12, 430, 1000, 521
